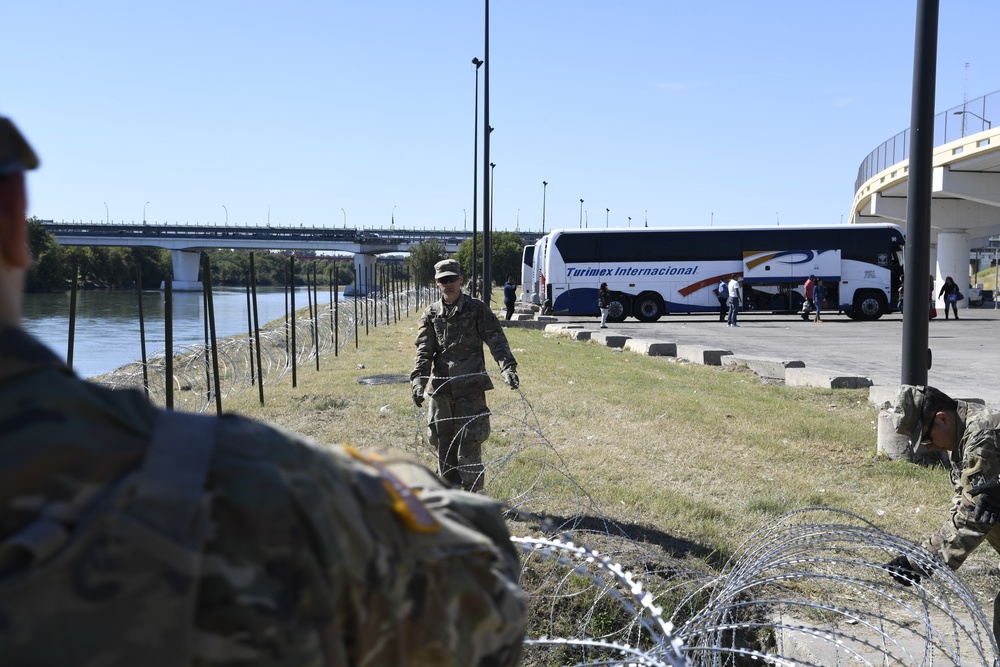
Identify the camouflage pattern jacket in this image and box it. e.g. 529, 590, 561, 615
411, 293, 517, 396
919, 401, 1000, 571
0, 327, 526, 666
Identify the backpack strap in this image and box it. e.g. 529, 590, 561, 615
120, 410, 217, 563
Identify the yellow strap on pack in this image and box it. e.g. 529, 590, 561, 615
345, 446, 440, 534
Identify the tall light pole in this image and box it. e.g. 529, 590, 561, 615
628, 216, 632, 227
606, 208, 610, 228
222, 204, 228, 226
541, 181, 548, 233
482, 0, 492, 304
463, 208, 467, 231
104, 202, 109, 224
471, 56, 483, 298
143, 201, 149, 224
391, 205, 396, 229
489, 163, 496, 228
579, 198, 584, 228
341, 207, 347, 228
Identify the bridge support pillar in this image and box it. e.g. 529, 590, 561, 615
346, 253, 378, 295
159, 250, 204, 291
935, 230, 969, 308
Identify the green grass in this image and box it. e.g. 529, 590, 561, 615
220, 292, 985, 580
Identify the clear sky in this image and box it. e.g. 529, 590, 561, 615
5, 1, 999, 235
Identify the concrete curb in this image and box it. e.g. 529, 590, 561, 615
676, 344, 733, 366
589, 332, 632, 348
721, 354, 805, 380
623, 338, 677, 356
785, 367, 873, 389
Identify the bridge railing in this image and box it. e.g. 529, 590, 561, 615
855, 89, 1000, 193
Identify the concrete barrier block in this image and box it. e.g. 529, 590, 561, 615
676, 344, 733, 366
623, 338, 677, 356
534, 315, 559, 323
570, 329, 594, 341
720, 354, 804, 380
544, 323, 578, 334
590, 331, 631, 348
500, 319, 549, 330
785, 367, 873, 389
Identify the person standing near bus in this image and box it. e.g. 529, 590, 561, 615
598, 282, 610, 328
813, 277, 826, 323
803, 275, 815, 312
717, 278, 728, 322
727, 274, 741, 327
503, 276, 517, 320
411, 259, 520, 492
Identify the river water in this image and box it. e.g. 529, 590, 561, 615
22, 287, 324, 379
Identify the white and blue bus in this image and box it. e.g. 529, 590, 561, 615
532, 224, 904, 321
520, 244, 535, 303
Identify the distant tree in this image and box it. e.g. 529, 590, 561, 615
407, 239, 447, 286
454, 232, 525, 287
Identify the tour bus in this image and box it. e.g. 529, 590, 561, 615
520, 244, 535, 303
532, 224, 905, 321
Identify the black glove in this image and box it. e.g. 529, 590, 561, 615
411, 383, 426, 408
884, 555, 921, 586
970, 479, 1000, 524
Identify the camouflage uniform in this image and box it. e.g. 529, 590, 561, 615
915, 401, 1000, 570
0, 327, 526, 666
411, 293, 517, 492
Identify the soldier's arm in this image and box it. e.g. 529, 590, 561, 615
410, 309, 436, 385
478, 303, 516, 372
922, 445, 999, 570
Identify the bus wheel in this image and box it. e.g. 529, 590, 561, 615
607, 294, 629, 323
853, 290, 887, 321
634, 292, 664, 322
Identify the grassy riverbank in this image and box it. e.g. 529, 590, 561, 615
221, 299, 988, 573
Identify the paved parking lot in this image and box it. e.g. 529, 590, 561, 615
550, 305, 1000, 407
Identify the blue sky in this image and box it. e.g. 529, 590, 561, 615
5, 1, 999, 234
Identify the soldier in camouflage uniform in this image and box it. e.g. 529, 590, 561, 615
886, 384, 1000, 643
411, 259, 519, 493
0, 117, 526, 665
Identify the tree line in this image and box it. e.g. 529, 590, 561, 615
25, 218, 527, 293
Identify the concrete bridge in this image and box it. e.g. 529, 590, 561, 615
853, 89, 1000, 293
40, 221, 543, 290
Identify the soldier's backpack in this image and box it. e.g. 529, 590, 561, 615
0, 410, 215, 666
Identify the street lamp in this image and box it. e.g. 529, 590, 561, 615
103, 202, 109, 224
606, 208, 610, 228
222, 204, 228, 226
391, 205, 396, 229
463, 208, 467, 231
579, 199, 584, 228
628, 216, 632, 227
143, 201, 149, 224
954, 109, 992, 132
471, 56, 483, 298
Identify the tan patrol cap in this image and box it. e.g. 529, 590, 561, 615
0, 117, 40, 174
434, 259, 461, 280
893, 384, 948, 448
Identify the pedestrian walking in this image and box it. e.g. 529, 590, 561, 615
813, 277, 826, 322
727, 274, 742, 327
598, 282, 610, 328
